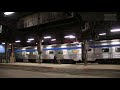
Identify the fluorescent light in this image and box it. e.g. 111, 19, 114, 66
28, 38, 34, 41
102, 43, 108, 45
46, 46, 52, 49
111, 42, 120, 45
44, 36, 51, 39
27, 41, 31, 43
2, 43, 5, 45
61, 46, 67, 48
22, 48, 26, 50
51, 39, 56, 41
100, 40, 107, 42
4, 12, 15, 15
110, 29, 120, 32
73, 41, 79, 43
15, 40, 21, 43
64, 35, 76, 38
99, 33, 106, 36
111, 39, 119, 42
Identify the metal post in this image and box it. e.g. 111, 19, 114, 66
37, 38, 42, 64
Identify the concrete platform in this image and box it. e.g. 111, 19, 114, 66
0, 62, 120, 70
0, 63, 120, 78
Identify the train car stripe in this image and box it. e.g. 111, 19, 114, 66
14, 44, 120, 52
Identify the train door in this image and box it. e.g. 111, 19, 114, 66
101, 48, 111, 59
87, 48, 94, 61
112, 47, 120, 59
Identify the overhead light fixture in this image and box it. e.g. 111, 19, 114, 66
2, 43, 5, 45
28, 38, 34, 41
15, 40, 21, 43
27, 41, 31, 43
73, 41, 79, 43
4, 12, 15, 15
111, 42, 120, 45
44, 36, 51, 39
110, 29, 120, 32
99, 33, 106, 36
64, 35, 76, 39
22, 48, 26, 50
9, 44, 11, 45
51, 39, 56, 41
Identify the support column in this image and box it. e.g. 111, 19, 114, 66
10, 43, 15, 63
82, 40, 88, 66
37, 38, 42, 64
5, 41, 8, 63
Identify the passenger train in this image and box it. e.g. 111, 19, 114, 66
0, 39, 120, 64
13, 39, 120, 64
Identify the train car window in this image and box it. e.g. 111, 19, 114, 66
115, 48, 120, 52
26, 52, 30, 55
72, 50, 79, 53
58, 50, 63, 54
102, 48, 109, 52
22, 52, 26, 55
49, 51, 54, 54
68, 50, 72, 54
33, 52, 38, 55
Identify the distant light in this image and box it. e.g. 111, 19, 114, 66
100, 40, 107, 42
36, 43, 38, 44
89, 40, 93, 41
28, 38, 34, 41
27, 41, 31, 43
64, 35, 76, 39
42, 40, 44, 42
110, 29, 120, 32
15, 40, 21, 43
99, 33, 106, 36
2, 43, 5, 45
44, 36, 51, 39
4, 12, 15, 15
9, 44, 11, 45
51, 39, 56, 41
